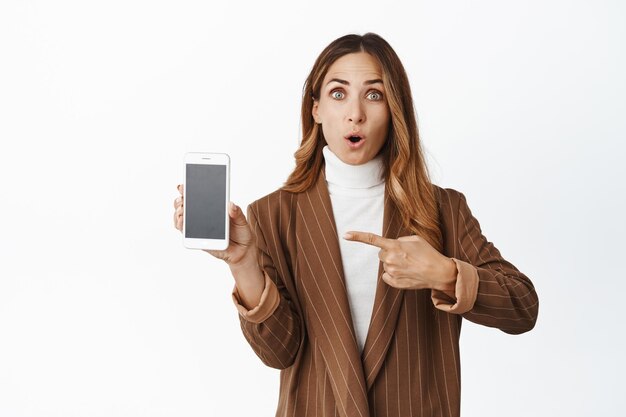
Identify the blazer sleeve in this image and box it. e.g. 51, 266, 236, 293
230, 203, 302, 369
435, 191, 539, 334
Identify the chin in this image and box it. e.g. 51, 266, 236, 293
342, 153, 369, 166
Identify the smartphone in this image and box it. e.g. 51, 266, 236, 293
183, 152, 230, 250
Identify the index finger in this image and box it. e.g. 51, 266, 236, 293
343, 231, 393, 249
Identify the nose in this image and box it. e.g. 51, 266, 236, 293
347, 99, 365, 124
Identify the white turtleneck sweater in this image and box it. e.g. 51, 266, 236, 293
323, 146, 385, 353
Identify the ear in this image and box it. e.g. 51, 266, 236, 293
312, 100, 321, 124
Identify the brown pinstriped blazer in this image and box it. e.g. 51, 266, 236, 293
231, 171, 539, 417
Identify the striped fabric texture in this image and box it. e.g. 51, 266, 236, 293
234, 172, 539, 417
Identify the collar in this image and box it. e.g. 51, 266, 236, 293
323, 145, 384, 189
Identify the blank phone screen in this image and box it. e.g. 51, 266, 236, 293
185, 164, 226, 239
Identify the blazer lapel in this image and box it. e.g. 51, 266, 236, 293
295, 171, 370, 417
361, 193, 406, 390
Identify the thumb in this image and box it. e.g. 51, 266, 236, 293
229, 202, 248, 226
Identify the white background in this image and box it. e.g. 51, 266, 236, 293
1, 0, 624, 416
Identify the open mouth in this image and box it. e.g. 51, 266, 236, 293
345, 133, 364, 143
344, 133, 365, 148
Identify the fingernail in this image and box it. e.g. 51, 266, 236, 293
343, 233, 353, 239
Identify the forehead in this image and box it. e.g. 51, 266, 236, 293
324, 52, 382, 81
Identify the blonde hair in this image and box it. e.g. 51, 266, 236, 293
282, 33, 442, 252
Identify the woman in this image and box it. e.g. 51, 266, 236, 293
173, 33, 538, 417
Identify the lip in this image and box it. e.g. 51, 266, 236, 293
344, 133, 366, 149
344, 132, 365, 140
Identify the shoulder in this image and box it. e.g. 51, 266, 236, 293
432, 184, 479, 230
432, 185, 482, 238
246, 188, 298, 229
246, 188, 298, 249
432, 184, 466, 211
248, 188, 296, 213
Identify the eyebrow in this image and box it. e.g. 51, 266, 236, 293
326, 78, 384, 87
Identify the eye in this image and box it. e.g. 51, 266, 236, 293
330, 89, 345, 100
367, 90, 383, 101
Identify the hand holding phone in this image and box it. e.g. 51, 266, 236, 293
174, 153, 257, 266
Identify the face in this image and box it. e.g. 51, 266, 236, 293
312, 52, 391, 165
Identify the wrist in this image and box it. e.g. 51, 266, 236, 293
434, 257, 457, 292
229, 248, 265, 309
228, 247, 259, 274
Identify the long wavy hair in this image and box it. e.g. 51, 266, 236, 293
282, 33, 442, 252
